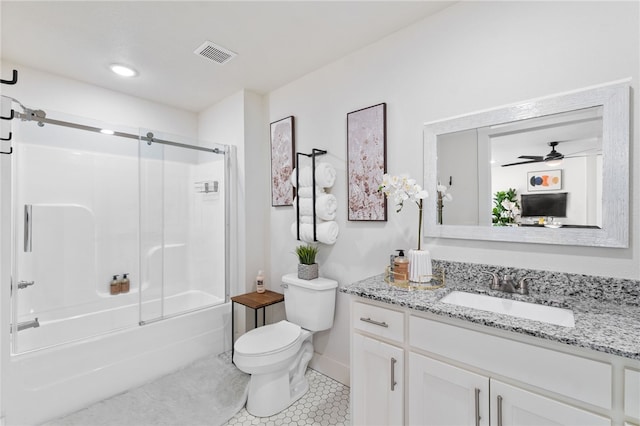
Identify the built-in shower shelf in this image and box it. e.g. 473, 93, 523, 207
195, 180, 218, 194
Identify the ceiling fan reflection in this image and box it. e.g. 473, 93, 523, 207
500, 141, 596, 167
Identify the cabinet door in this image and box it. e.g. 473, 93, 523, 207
352, 333, 403, 426
409, 353, 489, 426
490, 380, 610, 426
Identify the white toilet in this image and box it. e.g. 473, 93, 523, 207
233, 273, 338, 417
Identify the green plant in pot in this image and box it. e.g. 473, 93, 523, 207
295, 244, 319, 280
492, 188, 520, 226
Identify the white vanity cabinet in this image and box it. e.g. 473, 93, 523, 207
409, 353, 489, 425
352, 334, 404, 426
408, 353, 607, 426
409, 315, 610, 426
349, 297, 640, 425
490, 380, 609, 426
351, 302, 404, 426
625, 368, 640, 424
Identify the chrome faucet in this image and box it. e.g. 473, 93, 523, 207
481, 272, 531, 295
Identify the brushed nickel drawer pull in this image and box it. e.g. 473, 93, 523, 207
359, 317, 388, 328
390, 357, 397, 391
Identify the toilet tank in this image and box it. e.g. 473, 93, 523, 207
281, 273, 338, 331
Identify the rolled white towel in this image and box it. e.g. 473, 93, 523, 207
291, 221, 313, 243
297, 186, 325, 198
316, 221, 339, 245
315, 162, 336, 188
296, 198, 314, 216
315, 193, 337, 221
290, 221, 339, 245
290, 166, 313, 188
299, 215, 315, 224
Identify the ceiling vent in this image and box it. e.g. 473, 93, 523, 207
194, 41, 237, 65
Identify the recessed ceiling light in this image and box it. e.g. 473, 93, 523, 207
109, 64, 138, 77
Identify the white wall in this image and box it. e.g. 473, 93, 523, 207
198, 90, 270, 340
0, 61, 197, 138
267, 1, 639, 384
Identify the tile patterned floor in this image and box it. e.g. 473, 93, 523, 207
225, 368, 350, 426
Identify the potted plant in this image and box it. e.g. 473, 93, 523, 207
492, 188, 521, 226
295, 244, 319, 280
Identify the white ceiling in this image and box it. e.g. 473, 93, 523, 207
1, 1, 454, 112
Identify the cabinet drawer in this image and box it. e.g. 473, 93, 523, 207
410, 315, 612, 409
353, 301, 404, 342
625, 368, 640, 420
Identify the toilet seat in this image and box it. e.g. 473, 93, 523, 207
235, 320, 301, 357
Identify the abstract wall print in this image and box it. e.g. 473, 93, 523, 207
527, 169, 562, 191
270, 116, 296, 206
347, 103, 387, 221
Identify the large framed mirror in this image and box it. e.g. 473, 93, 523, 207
424, 81, 630, 247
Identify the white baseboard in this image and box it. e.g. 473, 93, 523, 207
309, 352, 350, 387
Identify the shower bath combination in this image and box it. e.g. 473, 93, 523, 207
0, 93, 235, 425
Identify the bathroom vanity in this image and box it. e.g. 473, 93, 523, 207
342, 264, 640, 426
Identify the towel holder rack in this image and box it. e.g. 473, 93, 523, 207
1, 69, 18, 154
1, 109, 15, 120
1, 69, 18, 85
295, 148, 327, 242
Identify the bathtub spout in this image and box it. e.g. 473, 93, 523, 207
12, 318, 40, 332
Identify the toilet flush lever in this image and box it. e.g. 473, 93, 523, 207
281, 283, 288, 289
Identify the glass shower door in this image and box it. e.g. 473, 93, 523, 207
138, 129, 226, 324
10, 112, 140, 354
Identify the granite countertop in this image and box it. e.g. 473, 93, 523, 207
340, 273, 640, 361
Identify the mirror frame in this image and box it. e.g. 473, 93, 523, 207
424, 81, 630, 248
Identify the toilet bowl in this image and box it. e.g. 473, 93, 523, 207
234, 320, 313, 417
233, 274, 338, 417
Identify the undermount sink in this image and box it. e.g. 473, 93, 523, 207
440, 291, 575, 328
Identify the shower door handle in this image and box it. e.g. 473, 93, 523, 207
24, 204, 32, 252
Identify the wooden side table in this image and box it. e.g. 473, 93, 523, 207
231, 290, 285, 362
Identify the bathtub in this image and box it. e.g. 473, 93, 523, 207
14, 290, 224, 353
5, 297, 230, 425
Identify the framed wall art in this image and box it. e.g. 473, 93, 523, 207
347, 103, 387, 221
527, 169, 562, 191
270, 116, 296, 206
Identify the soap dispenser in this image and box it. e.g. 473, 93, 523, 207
394, 250, 409, 281
110, 275, 121, 295
256, 270, 265, 294
120, 273, 130, 293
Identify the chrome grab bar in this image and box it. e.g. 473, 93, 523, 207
390, 357, 397, 391
359, 317, 388, 328
24, 204, 32, 252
